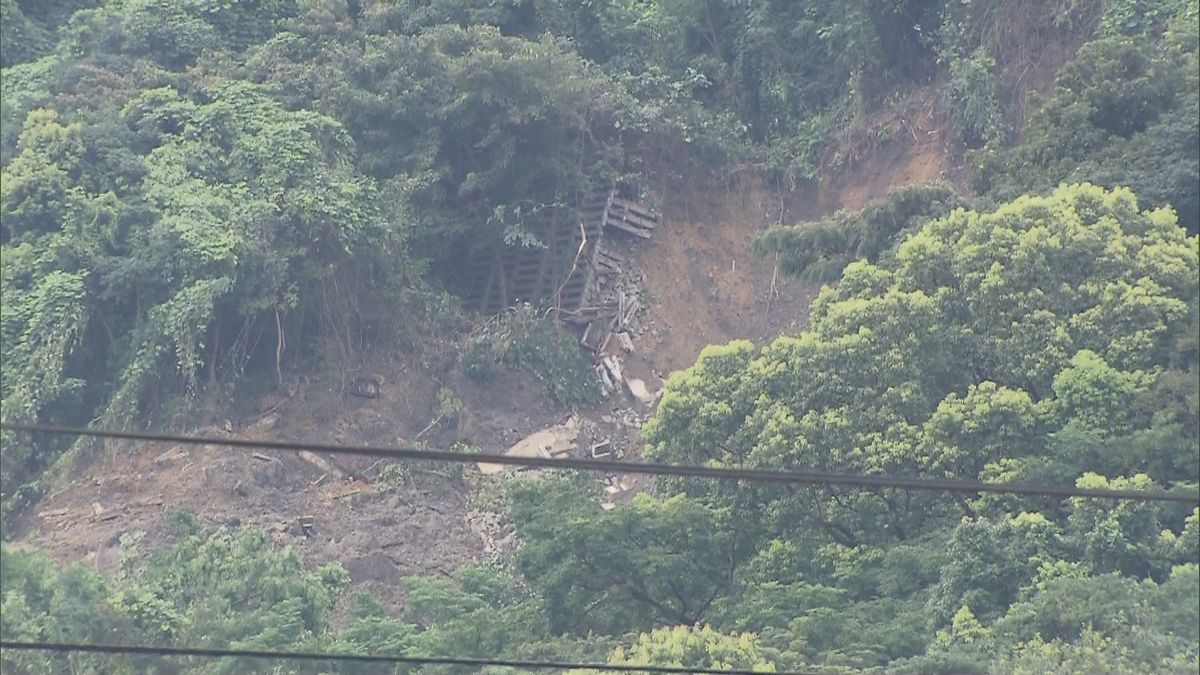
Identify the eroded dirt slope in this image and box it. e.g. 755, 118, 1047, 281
12, 112, 958, 608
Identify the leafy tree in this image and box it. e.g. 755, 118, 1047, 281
0, 0, 50, 68
752, 182, 963, 283
2, 526, 354, 675
1065, 473, 1191, 578
568, 625, 778, 674
0, 545, 136, 674
1, 76, 407, 505
117, 527, 349, 659
246, 22, 636, 260
400, 564, 549, 663
1100, 0, 1195, 37
647, 183, 1198, 552
941, 47, 1010, 148
972, 27, 1200, 232
508, 475, 753, 634
926, 513, 1065, 626
461, 304, 599, 407
990, 567, 1200, 671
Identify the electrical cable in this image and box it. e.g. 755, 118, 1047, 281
0, 640, 818, 674
3, 423, 1196, 503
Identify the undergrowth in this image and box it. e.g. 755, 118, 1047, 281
461, 304, 599, 409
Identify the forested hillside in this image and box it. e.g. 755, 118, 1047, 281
1, 1, 1198, 673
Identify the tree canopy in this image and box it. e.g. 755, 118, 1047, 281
1, 1, 1198, 673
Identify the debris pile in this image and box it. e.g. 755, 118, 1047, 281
476, 416, 581, 475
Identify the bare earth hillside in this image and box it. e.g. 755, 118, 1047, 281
12, 119, 955, 610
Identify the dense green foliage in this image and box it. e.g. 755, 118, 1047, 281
633, 183, 1199, 670
0, 0, 989, 506
2, 1, 1198, 673
752, 182, 963, 283
462, 304, 599, 407
972, 1, 1200, 232
14, 184, 1191, 674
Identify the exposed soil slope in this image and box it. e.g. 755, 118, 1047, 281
11, 109, 958, 608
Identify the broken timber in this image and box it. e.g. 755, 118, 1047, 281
457, 194, 659, 316
581, 194, 659, 239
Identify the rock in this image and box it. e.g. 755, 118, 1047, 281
478, 416, 581, 474
625, 378, 659, 407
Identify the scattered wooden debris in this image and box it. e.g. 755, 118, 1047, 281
259, 393, 289, 415
299, 451, 344, 480
585, 195, 658, 239
616, 331, 635, 353
601, 355, 623, 384
590, 440, 612, 459
580, 322, 604, 352
595, 246, 624, 274
619, 297, 641, 330
246, 413, 280, 432
596, 362, 618, 397
38, 508, 70, 519
252, 452, 278, 462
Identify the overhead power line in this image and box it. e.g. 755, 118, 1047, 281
3, 423, 1197, 503
0, 640, 816, 674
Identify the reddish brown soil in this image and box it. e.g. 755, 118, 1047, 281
818, 89, 960, 212
627, 177, 821, 375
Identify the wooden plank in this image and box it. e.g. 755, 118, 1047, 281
596, 245, 624, 259
606, 219, 653, 239
617, 332, 635, 353
610, 210, 658, 230
610, 198, 657, 220
621, 298, 641, 327
300, 451, 343, 480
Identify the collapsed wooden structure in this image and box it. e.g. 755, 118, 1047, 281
458, 193, 658, 324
